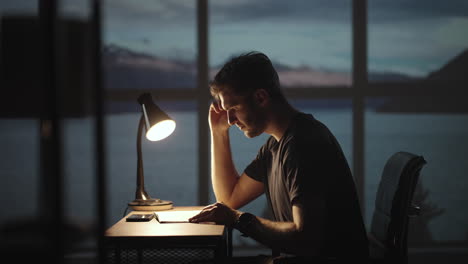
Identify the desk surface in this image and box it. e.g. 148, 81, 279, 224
105, 206, 225, 238
105, 206, 232, 263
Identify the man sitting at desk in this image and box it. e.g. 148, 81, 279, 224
189, 52, 368, 263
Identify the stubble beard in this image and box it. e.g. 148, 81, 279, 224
242, 112, 267, 138
241, 96, 268, 138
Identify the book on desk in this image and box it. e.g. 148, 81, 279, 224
154, 210, 202, 223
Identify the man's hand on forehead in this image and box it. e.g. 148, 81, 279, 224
210, 100, 226, 115
211, 97, 222, 111
212, 96, 222, 108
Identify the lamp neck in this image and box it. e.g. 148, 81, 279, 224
136, 114, 151, 200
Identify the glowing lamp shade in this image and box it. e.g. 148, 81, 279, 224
128, 93, 176, 211
146, 120, 176, 141
139, 92, 176, 140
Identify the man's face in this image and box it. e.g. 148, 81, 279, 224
218, 90, 267, 138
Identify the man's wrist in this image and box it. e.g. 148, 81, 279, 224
233, 212, 255, 233
231, 210, 242, 227
211, 128, 230, 138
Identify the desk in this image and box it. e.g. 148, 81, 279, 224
105, 206, 232, 264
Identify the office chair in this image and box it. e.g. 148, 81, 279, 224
368, 151, 427, 264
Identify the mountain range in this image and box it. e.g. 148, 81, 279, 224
104, 44, 419, 90
103, 44, 467, 113
375, 49, 468, 113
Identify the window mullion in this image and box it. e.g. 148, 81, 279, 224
352, 0, 367, 214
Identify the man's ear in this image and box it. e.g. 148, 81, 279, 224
254, 89, 269, 106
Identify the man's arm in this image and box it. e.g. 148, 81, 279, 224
189, 199, 324, 256
209, 103, 264, 209
240, 201, 324, 256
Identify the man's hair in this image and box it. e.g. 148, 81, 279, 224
210, 51, 283, 101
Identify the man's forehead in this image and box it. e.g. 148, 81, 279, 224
218, 91, 243, 110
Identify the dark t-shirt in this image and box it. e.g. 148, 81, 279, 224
244, 112, 369, 259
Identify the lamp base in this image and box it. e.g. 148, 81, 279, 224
128, 198, 173, 211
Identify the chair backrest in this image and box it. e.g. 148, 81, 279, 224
369, 151, 427, 264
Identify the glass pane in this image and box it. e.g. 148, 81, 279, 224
103, 0, 197, 90
62, 117, 97, 253
368, 0, 468, 82
60, 0, 90, 19
365, 97, 468, 244
1, 1, 38, 15
0, 119, 40, 220
103, 0, 199, 226
1, 0, 44, 224
209, 0, 352, 87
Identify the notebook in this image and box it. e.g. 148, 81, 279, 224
154, 210, 201, 223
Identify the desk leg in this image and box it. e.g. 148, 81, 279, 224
227, 227, 233, 258
215, 228, 232, 264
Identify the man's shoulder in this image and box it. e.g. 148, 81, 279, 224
293, 112, 324, 131
281, 113, 339, 156
286, 113, 327, 142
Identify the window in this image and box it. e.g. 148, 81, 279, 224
209, 1, 353, 248
0, 0, 40, 232
366, 0, 468, 246
365, 98, 468, 244
0, 119, 40, 220
103, 0, 198, 225
368, 0, 468, 82
103, 0, 197, 92
209, 0, 352, 88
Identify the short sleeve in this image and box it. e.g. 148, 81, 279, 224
244, 143, 269, 183
284, 140, 330, 205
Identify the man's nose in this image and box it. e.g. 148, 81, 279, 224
227, 110, 237, 125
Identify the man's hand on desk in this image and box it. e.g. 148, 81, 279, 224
189, 202, 241, 226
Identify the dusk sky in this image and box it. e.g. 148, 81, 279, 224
2, 0, 468, 77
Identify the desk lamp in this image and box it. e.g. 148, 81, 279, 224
128, 93, 176, 211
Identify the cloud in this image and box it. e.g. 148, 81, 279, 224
3, 0, 465, 76
211, 0, 468, 24
104, 0, 195, 26
210, 0, 351, 24
368, 16, 468, 75
369, 0, 468, 23
2, 0, 467, 24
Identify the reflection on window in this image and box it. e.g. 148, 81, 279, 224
368, 0, 468, 81
365, 98, 468, 243
209, 0, 352, 87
